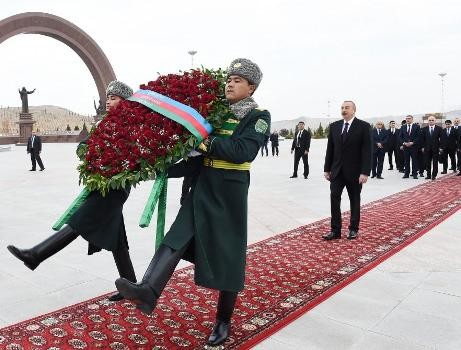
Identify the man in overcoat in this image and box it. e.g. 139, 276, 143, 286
115, 58, 270, 347
8, 81, 136, 302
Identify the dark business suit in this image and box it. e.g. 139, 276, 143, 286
26, 135, 45, 171
386, 128, 401, 170
440, 127, 457, 172
420, 125, 442, 179
291, 129, 311, 177
269, 132, 279, 156
399, 123, 420, 177
456, 126, 461, 171
372, 128, 388, 177
454, 126, 461, 170
324, 118, 372, 234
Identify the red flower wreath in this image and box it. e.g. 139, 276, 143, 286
77, 68, 232, 195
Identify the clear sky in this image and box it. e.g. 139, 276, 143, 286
0, 0, 460, 121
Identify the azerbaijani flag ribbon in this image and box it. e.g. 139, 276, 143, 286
128, 89, 213, 142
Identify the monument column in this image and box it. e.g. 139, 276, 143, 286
17, 112, 36, 145
16, 87, 36, 145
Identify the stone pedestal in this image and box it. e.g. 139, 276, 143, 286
16, 112, 35, 145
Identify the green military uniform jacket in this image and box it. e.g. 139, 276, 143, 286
162, 107, 271, 292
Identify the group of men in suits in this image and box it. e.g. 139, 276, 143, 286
321, 101, 461, 243
376, 115, 461, 180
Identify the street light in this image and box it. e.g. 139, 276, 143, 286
438, 72, 447, 118
188, 50, 197, 68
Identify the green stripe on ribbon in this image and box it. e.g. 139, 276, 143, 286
128, 96, 204, 143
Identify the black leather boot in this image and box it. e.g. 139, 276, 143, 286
109, 246, 137, 301
7, 225, 78, 270
207, 291, 238, 346
115, 243, 187, 314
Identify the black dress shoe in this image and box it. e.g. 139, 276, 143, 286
388, 167, 393, 170
289, 175, 297, 178
377, 176, 384, 179
108, 292, 124, 302
29, 169, 36, 171
425, 176, 431, 180
441, 171, 447, 174
347, 230, 358, 239
322, 232, 341, 240
432, 176, 436, 180
7, 245, 40, 270
304, 175, 308, 179
207, 320, 230, 346
39, 168, 45, 171
371, 174, 376, 178
457, 172, 461, 176
412, 176, 418, 179
402, 175, 409, 178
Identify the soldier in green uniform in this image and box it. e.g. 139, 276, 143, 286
7, 81, 137, 302
116, 58, 271, 346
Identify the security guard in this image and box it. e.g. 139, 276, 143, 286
116, 58, 271, 347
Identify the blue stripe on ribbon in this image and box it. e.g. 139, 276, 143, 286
136, 89, 213, 135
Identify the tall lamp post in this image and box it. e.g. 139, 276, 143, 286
188, 50, 197, 68
438, 72, 447, 119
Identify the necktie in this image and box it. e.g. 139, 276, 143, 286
377, 129, 380, 135
430, 127, 433, 136
447, 128, 450, 136
342, 122, 349, 142
407, 125, 411, 134
31, 136, 35, 146
297, 130, 302, 147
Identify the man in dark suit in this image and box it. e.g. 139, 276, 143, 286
397, 120, 406, 172
386, 120, 401, 171
415, 123, 425, 177
269, 130, 279, 156
260, 134, 269, 156
399, 115, 420, 179
440, 119, 457, 174
323, 101, 372, 240
420, 115, 442, 180
452, 117, 460, 172
457, 124, 461, 176
371, 121, 388, 179
26, 131, 45, 171
290, 121, 311, 179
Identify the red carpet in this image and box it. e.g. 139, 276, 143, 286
1, 175, 460, 349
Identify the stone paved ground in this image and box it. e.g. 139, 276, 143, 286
0, 140, 460, 349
